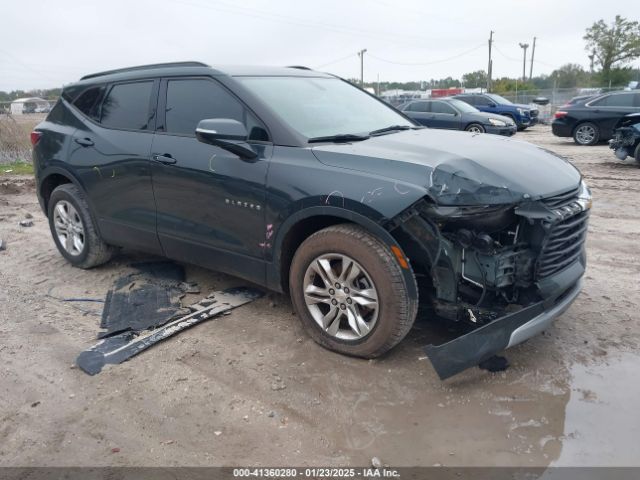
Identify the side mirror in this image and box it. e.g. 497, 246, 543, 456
195, 119, 257, 160
488, 103, 496, 107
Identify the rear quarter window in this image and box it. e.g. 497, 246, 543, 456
73, 86, 105, 121
100, 81, 154, 131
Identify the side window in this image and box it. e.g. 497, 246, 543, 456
100, 81, 153, 130
73, 86, 105, 121
591, 94, 633, 107
459, 96, 475, 106
605, 93, 633, 107
408, 101, 429, 112
163, 78, 268, 141
474, 96, 491, 106
431, 101, 456, 114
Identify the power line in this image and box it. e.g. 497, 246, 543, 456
367, 43, 485, 66
315, 53, 358, 69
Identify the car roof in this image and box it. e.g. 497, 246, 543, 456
70, 62, 333, 88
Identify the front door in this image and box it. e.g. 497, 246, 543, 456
150, 77, 272, 283
429, 101, 461, 129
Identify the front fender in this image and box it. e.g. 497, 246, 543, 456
267, 205, 418, 301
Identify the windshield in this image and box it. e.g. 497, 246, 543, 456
237, 76, 413, 139
486, 93, 513, 105
447, 98, 479, 113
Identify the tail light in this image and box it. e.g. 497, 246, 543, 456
554, 111, 568, 119
30, 131, 42, 146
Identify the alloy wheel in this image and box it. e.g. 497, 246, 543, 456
53, 200, 85, 256
303, 253, 379, 341
576, 125, 596, 145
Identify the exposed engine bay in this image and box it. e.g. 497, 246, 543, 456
389, 181, 591, 327
610, 113, 640, 164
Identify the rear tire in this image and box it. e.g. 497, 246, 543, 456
465, 123, 485, 133
289, 224, 417, 358
573, 122, 600, 146
48, 184, 114, 269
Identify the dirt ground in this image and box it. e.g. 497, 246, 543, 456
0, 125, 638, 468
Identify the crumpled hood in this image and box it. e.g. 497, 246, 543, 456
311, 129, 581, 205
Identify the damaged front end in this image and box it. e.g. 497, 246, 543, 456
389, 181, 592, 379
609, 113, 640, 163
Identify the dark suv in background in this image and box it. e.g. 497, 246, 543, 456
552, 90, 640, 145
32, 62, 590, 379
454, 93, 538, 130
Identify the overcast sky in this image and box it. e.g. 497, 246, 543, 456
1, 0, 637, 91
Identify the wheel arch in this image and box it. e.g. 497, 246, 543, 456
39, 166, 82, 215
268, 206, 418, 301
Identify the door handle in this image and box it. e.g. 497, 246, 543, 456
74, 137, 94, 147
152, 153, 177, 165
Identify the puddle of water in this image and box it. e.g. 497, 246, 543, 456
552, 352, 640, 466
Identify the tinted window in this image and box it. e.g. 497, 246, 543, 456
164, 78, 268, 140
474, 95, 493, 106
407, 101, 429, 112
100, 82, 153, 130
431, 101, 456, 114
457, 96, 475, 106
591, 93, 634, 107
73, 86, 105, 120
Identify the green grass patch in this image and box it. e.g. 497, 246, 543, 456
1, 161, 34, 175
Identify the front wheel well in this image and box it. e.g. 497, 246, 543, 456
40, 173, 73, 214
279, 215, 356, 293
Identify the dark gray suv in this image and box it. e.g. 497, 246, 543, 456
32, 62, 590, 378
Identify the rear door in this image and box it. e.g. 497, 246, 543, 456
68, 79, 162, 254
149, 76, 272, 283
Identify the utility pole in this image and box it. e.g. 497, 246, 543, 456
357, 49, 367, 87
529, 37, 536, 81
588, 48, 596, 73
519, 42, 529, 83
487, 30, 494, 92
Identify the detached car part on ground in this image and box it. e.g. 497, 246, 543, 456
609, 113, 640, 166
32, 62, 590, 379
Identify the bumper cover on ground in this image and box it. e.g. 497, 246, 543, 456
424, 274, 583, 380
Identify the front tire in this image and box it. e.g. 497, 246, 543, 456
573, 122, 600, 146
465, 123, 486, 133
48, 184, 114, 269
289, 224, 418, 358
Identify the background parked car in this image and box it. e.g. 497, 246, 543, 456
401, 97, 516, 136
453, 93, 538, 130
552, 91, 640, 145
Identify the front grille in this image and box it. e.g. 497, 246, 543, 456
530, 109, 539, 118
537, 209, 589, 278
541, 186, 580, 210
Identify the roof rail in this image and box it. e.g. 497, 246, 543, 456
286, 65, 312, 70
80, 61, 209, 80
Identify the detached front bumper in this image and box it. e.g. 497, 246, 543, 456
425, 261, 584, 380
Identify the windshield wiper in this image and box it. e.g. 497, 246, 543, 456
369, 125, 414, 136
308, 133, 370, 143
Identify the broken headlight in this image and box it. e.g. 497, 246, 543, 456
421, 203, 516, 233
577, 179, 592, 212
